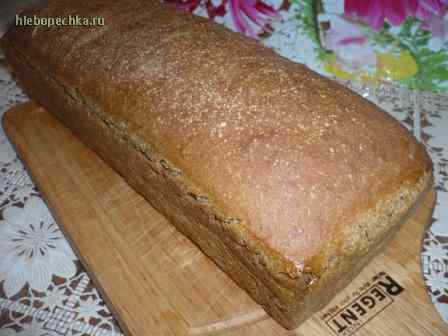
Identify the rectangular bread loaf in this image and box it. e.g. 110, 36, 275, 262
2, 0, 433, 329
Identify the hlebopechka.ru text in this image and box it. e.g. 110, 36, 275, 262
15, 14, 105, 27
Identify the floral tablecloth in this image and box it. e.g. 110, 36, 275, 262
0, 0, 447, 335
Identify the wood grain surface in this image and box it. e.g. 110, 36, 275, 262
3, 102, 446, 336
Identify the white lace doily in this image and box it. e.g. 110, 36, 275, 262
0, 52, 123, 336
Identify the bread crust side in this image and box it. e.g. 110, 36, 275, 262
1, 39, 304, 326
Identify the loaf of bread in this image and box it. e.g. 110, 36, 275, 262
2, 0, 433, 329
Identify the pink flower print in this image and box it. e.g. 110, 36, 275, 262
205, 0, 227, 19
229, 0, 282, 37
420, 5, 448, 50
416, 0, 445, 20
318, 14, 377, 69
344, 0, 445, 31
164, 0, 200, 12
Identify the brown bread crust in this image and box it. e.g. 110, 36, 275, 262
2, 0, 433, 328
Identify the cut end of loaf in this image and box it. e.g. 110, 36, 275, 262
271, 171, 434, 329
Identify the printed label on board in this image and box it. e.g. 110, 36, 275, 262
320, 272, 404, 336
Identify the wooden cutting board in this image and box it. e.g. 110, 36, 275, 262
3, 102, 446, 336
